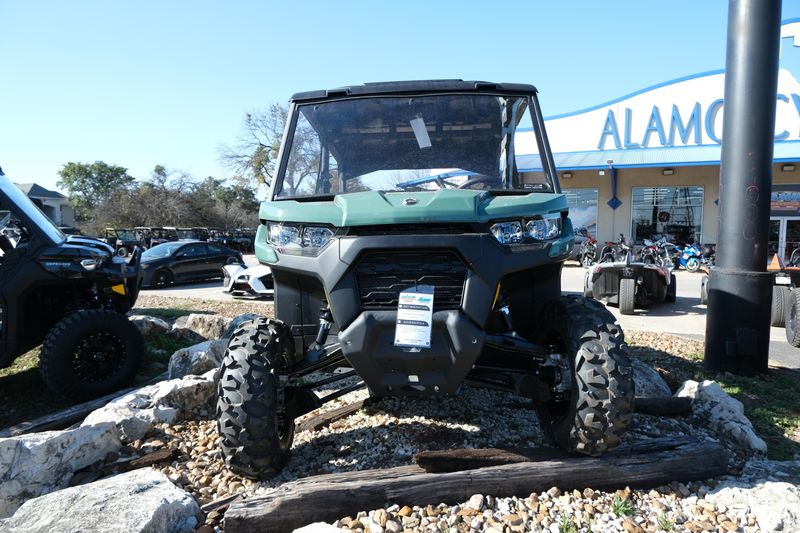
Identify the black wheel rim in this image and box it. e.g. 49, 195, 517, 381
155, 271, 168, 286
72, 332, 127, 383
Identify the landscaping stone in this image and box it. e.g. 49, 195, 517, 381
0, 469, 199, 532
82, 371, 217, 442
128, 315, 171, 337
172, 313, 227, 341
0, 423, 121, 518
168, 339, 227, 379
630, 357, 672, 398
706, 459, 800, 532
676, 380, 767, 456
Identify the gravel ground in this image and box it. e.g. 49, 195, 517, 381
118, 295, 790, 532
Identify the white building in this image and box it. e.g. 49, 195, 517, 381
15, 183, 75, 227
519, 18, 800, 262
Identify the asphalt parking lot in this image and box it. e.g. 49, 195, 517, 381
140, 258, 799, 370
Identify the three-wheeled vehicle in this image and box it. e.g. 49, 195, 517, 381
584, 249, 676, 314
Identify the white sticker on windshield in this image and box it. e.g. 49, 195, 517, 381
409, 117, 432, 149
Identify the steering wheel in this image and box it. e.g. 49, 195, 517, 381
457, 175, 503, 189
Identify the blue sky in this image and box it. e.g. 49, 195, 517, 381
2, 0, 800, 191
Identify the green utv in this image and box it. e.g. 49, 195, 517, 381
216, 80, 634, 478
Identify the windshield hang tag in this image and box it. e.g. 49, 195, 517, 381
394, 285, 434, 349
409, 117, 432, 149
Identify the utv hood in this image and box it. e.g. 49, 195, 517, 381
260, 190, 568, 227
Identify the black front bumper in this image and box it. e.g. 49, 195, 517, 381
270, 231, 573, 396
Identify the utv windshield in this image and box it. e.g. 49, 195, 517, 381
116, 229, 136, 241
0, 174, 65, 244
274, 93, 553, 199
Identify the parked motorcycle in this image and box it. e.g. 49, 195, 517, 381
678, 243, 704, 272
638, 239, 660, 265
599, 234, 632, 263
576, 227, 597, 267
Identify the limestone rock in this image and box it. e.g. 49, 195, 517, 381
0, 423, 121, 518
1, 469, 199, 532
82, 371, 217, 442
222, 313, 262, 339
708, 468, 800, 532
129, 315, 171, 338
630, 357, 671, 398
676, 380, 767, 455
171, 313, 226, 341
168, 339, 227, 379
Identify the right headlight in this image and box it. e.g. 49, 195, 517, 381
267, 223, 335, 256
490, 213, 563, 245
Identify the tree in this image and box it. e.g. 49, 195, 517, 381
219, 103, 288, 187
57, 161, 134, 221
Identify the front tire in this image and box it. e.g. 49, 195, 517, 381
40, 309, 143, 400
685, 257, 701, 273
216, 317, 296, 479
536, 296, 634, 455
619, 277, 635, 314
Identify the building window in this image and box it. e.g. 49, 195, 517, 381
631, 186, 703, 244
563, 188, 598, 237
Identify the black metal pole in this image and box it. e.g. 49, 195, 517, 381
705, 0, 782, 375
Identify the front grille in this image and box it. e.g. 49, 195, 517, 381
354, 250, 467, 310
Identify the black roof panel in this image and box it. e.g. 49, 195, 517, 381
290, 80, 538, 102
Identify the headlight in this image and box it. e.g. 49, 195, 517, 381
526, 215, 562, 241
490, 221, 524, 244
267, 223, 334, 256
490, 214, 564, 245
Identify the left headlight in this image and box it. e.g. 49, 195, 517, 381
490, 214, 563, 245
267, 223, 334, 256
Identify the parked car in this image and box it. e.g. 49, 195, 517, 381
140, 240, 243, 287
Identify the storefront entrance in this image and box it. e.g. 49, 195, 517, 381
768, 217, 800, 263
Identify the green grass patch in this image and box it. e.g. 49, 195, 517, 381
611, 495, 634, 516
132, 306, 197, 320
0, 334, 195, 430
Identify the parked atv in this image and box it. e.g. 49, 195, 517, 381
214, 80, 635, 479
584, 246, 676, 315
104, 228, 141, 257
0, 167, 144, 400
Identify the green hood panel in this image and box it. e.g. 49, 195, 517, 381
260, 190, 568, 226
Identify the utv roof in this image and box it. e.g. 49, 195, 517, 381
290, 80, 538, 103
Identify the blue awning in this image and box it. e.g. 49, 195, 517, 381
517, 141, 800, 171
